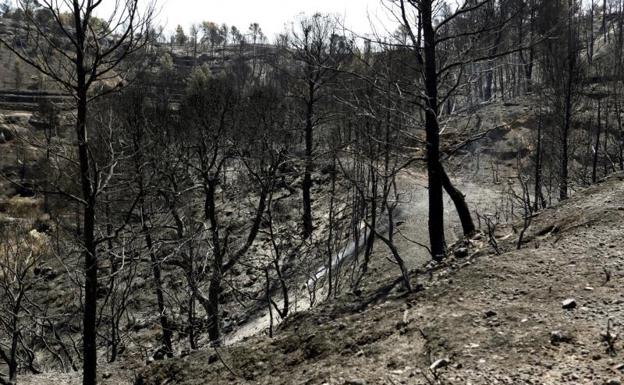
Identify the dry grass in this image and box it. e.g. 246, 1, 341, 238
3, 195, 41, 217
0, 228, 49, 275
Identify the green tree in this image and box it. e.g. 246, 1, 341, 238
175, 24, 188, 46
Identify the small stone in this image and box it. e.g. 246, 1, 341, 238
614, 364, 624, 373
454, 247, 469, 258
550, 330, 573, 345
430, 358, 450, 371
562, 298, 577, 309
484, 309, 497, 318
102, 372, 112, 379
585, 286, 594, 291
606, 379, 621, 385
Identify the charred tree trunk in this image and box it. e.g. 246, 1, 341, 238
2, 297, 23, 385
441, 166, 476, 237
519, 1, 535, 93
326, 160, 336, 299
534, 114, 546, 210
604, 100, 612, 175
560, 0, 578, 201
302, 80, 315, 239
105, 201, 119, 364
617, 100, 624, 170
422, 0, 446, 261
593, 99, 602, 183
188, 293, 197, 350
204, 178, 223, 344
560, 109, 571, 200
144, 224, 174, 357
77, 87, 98, 385
484, 66, 495, 101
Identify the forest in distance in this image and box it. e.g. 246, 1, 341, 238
0, 0, 623, 384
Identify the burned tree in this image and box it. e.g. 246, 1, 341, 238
390, 0, 510, 259
288, 14, 350, 239
539, 0, 584, 200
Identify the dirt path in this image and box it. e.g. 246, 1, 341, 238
395, 169, 505, 269
223, 168, 505, 345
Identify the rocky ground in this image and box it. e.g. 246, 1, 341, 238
135, 172, 624, 385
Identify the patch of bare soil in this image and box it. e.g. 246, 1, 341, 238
135, 172, 624, 385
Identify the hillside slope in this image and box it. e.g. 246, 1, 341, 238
138, 172, 624, 385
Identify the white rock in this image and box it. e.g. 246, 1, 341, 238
562, 298, 577, 309
430, 358, 450, 371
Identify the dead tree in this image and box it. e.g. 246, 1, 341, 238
119, 88, 174, 358
181, 73, 284, 344
540, 0, 584, 200
391, 0, 514, 259
288, 14, 350, 239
